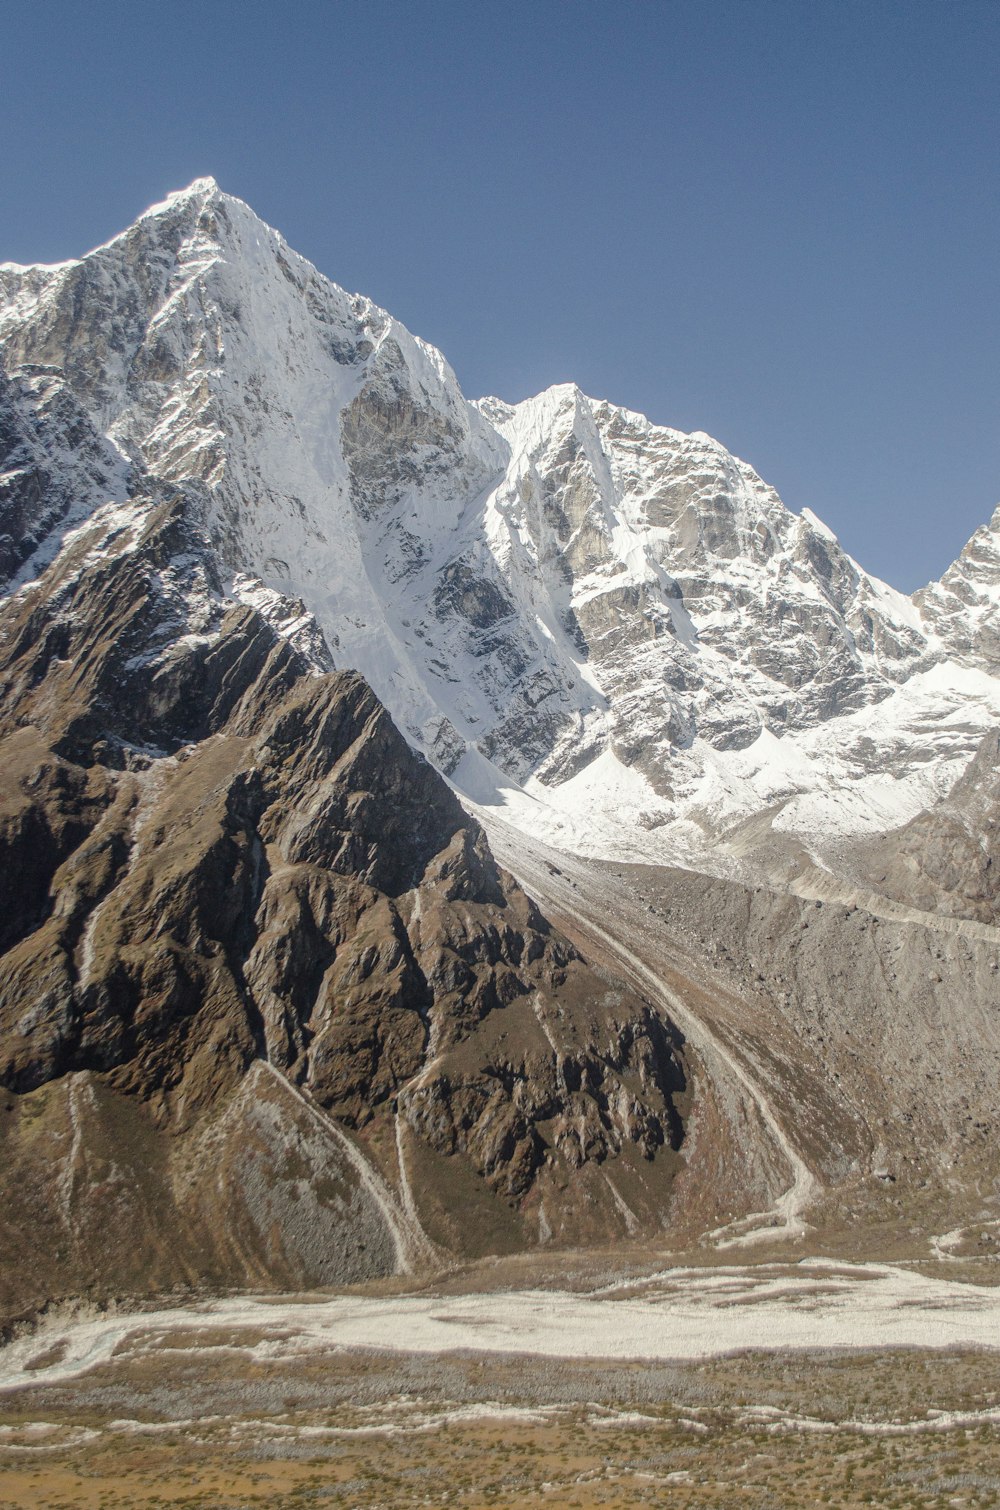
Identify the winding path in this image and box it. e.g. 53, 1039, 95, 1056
482, 818, 820, 1246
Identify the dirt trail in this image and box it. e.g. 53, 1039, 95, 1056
789, 866, 999, 942
482, 817, 820, 1246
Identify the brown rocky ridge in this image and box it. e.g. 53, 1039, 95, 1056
0, 485, 688, 1325
3, 179, 1000, 1332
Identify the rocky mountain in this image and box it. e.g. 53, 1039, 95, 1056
1, 180, 998, 1315
0, 484, 687, 1322
3, 177, 998, 880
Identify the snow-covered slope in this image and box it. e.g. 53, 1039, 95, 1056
916, 505, 1000, 667
2, 178, 998, 874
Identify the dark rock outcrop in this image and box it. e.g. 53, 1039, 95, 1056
0, 487, 687, 1320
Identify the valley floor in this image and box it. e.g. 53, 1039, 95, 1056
2, 1260, 1000, 1394
3, 824, 999, 1505
1, 1257, 1000, 1507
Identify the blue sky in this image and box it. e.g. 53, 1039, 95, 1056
4, 0, 997, 590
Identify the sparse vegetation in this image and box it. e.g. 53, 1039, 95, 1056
2, 1342, 999, 1508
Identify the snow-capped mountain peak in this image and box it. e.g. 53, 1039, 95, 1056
1, 180, 998, 875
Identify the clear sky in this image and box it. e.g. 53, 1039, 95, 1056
4, 0, 997, 590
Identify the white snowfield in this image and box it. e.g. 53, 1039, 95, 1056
0, 1262, 998, 1395
2, 177, 999, 875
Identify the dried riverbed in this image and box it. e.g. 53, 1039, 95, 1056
2, 1261, 1000, 1507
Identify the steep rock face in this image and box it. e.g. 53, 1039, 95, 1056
0, 491, 687, 1315
473, 388, 930, 788
915, 506, 1000, 669
0, 178, 506, 763
4, 180, 999, 874
0, 360, 126, 585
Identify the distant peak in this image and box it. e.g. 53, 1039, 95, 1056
142, 177, 222, 219
518, 382, 590, 416
168, 175, 221, 200
545, 381, 586, 403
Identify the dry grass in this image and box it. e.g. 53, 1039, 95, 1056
2, 1343, 999, 1508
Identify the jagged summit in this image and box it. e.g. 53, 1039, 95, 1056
1, 183, 998, 875
136, 175, 223, 218
0, 177, 228, 278
161, 173, 221, 199
1, 179, 1000, 1318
